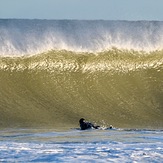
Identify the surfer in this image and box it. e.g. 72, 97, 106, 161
79, 118, 113, 130
79, 118, 100, 130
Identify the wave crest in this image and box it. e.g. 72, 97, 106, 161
1, 50, 163, 74
0, 19, 163, 56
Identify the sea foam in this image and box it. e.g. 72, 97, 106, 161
0, 19, 163, 56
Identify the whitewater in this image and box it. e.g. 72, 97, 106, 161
0, 19, 163, 162
0, 19, 163, 55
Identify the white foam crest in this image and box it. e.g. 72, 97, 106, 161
0, 19, 163, 56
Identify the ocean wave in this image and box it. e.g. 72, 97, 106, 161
0, 19, 163, 56
1, 50, 163, 72
0, 50, 163, 128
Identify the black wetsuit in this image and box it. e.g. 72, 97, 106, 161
79, 118, 99, 130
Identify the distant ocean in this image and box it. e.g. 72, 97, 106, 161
0, 19, 163, 162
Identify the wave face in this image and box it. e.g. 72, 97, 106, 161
0, 19, 163, 56
0, 19, 163, 128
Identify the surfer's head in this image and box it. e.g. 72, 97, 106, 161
79, 118, 85, 124
109, 125, 113, 129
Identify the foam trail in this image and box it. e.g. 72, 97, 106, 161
0, 19, 163, 56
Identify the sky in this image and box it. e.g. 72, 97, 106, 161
0, 0, 163, 20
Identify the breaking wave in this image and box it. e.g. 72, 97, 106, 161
0, 19, 163, 129
0, 19, 163, 56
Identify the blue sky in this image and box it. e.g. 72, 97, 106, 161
0, 0, 163, 20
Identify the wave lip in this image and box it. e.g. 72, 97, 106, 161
0, 19, 163, 56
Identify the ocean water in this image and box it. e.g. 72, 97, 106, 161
0, 128, 163, 162
0, 19, 163, 162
